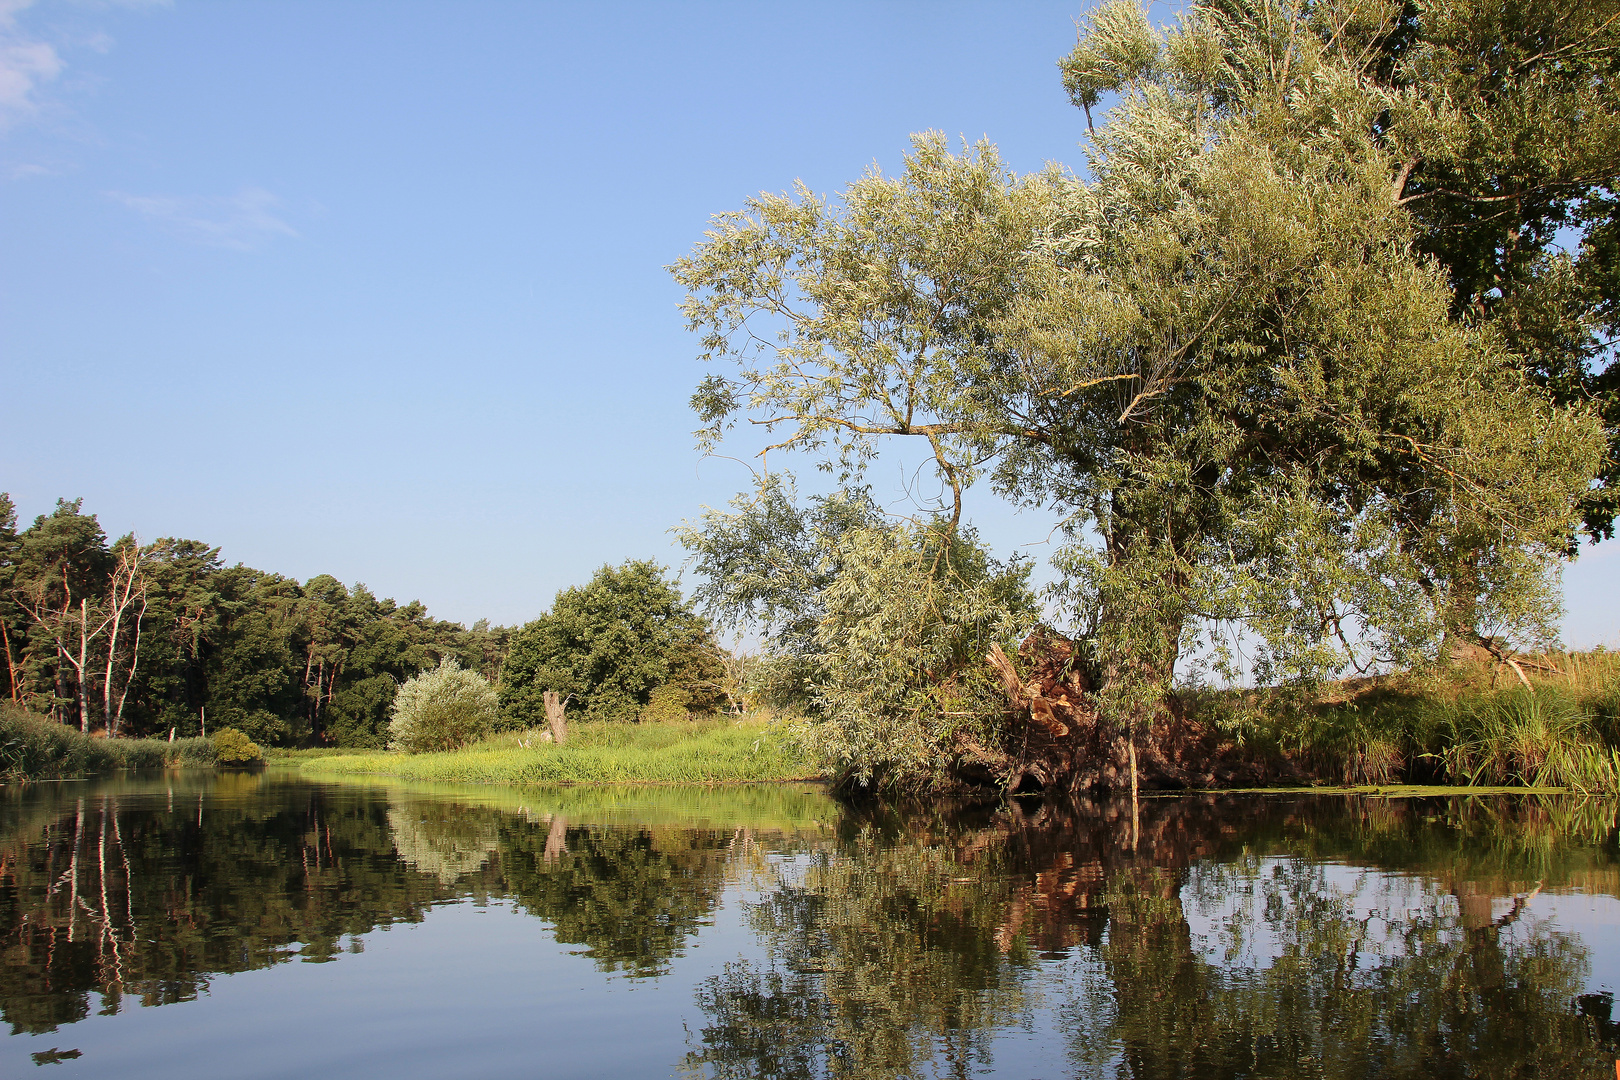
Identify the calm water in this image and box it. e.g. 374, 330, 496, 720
1, 773, 1617, 1079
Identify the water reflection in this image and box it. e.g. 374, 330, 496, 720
684, 796, 1620, 1079
0, 776, 1615, 1079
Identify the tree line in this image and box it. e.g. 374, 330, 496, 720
0, 495, 725, 748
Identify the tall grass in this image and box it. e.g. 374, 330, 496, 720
298, 717, 816, 785
0, 705, 216, 781
1245, 649, 1620, 791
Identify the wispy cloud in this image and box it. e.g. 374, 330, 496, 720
0, 1, 64, 130
0, 0, 170, 138
109, 187, 301, 250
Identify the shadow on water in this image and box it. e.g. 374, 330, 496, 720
1, 773, 1617, 1078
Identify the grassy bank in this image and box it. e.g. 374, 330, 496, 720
1, 705, 217, 781
301, 654, 1620, 792
1206, 650, 1620, 792
297, 717, 816, 785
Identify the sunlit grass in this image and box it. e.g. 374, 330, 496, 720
296, 716, 817, 785
1202, 649, 1620, 792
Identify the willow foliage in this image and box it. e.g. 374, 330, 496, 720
388, 658, 498, 754
680, 477, 1036, 787
674, 0, 1607, 789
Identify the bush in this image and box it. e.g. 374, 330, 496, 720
390, 658, 500, 753
212, 727, 263, 765
640, 684, 691, 723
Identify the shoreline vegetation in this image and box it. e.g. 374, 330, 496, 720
291, 718, 818, 786
7, 651, 1615, 794
289, 649, 1620, 792
0, 705, 218, 781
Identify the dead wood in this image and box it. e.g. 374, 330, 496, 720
965, 630, 1281, 795
542, 690, 570, 746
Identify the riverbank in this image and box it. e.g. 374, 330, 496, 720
0, 706, 217, 781
293, 717, 817, 785
1197, 649, 1620, 793
294, 653, 1620, 792
8, 650, 1616, 792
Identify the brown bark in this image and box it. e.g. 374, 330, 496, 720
0, 620, 18, 702
543, 690, 569, 746
972, 631, 1272, 795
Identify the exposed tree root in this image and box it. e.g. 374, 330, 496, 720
955, 631, 1280, 795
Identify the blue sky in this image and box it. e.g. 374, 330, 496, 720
1, 0, 1615, 647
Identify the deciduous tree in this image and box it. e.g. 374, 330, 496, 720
674, 0, 1606, 792
500, 561, 719, 724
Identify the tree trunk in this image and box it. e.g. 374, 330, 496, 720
0, 621, 18, 702
110, 595, 146, 737
543, 691, 569, 746
55, 644, 68, 724
77, 599, 90, 733
101, 548, 148, 738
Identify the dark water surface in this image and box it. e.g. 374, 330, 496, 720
1, 772, 1617, 1079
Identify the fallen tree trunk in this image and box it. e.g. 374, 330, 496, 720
959, 631, 1274, 795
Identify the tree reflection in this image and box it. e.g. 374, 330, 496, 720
0, 776, 459, 1034
685, 796, 1619, 1080
2, 779, 1616, 1075
496, 817, 736, 977
689, 827, 1033, 1079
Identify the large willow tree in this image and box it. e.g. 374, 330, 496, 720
674, 0, 1607, 793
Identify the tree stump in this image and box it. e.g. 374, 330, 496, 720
543, 690, 569, 745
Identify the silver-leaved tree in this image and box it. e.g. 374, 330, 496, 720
674, 0, 1608, 793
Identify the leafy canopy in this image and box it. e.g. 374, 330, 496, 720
674, 0, 1606, 735
499, 560, 719, 723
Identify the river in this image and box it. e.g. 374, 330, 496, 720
1, 771, 1616, 1078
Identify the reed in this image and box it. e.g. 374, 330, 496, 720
1242, 649, 1620, 791
0, 704, 217, 781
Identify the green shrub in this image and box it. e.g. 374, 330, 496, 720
390, 658, 500, 753
640, 684, 691, 723
212, 727, 263, 765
